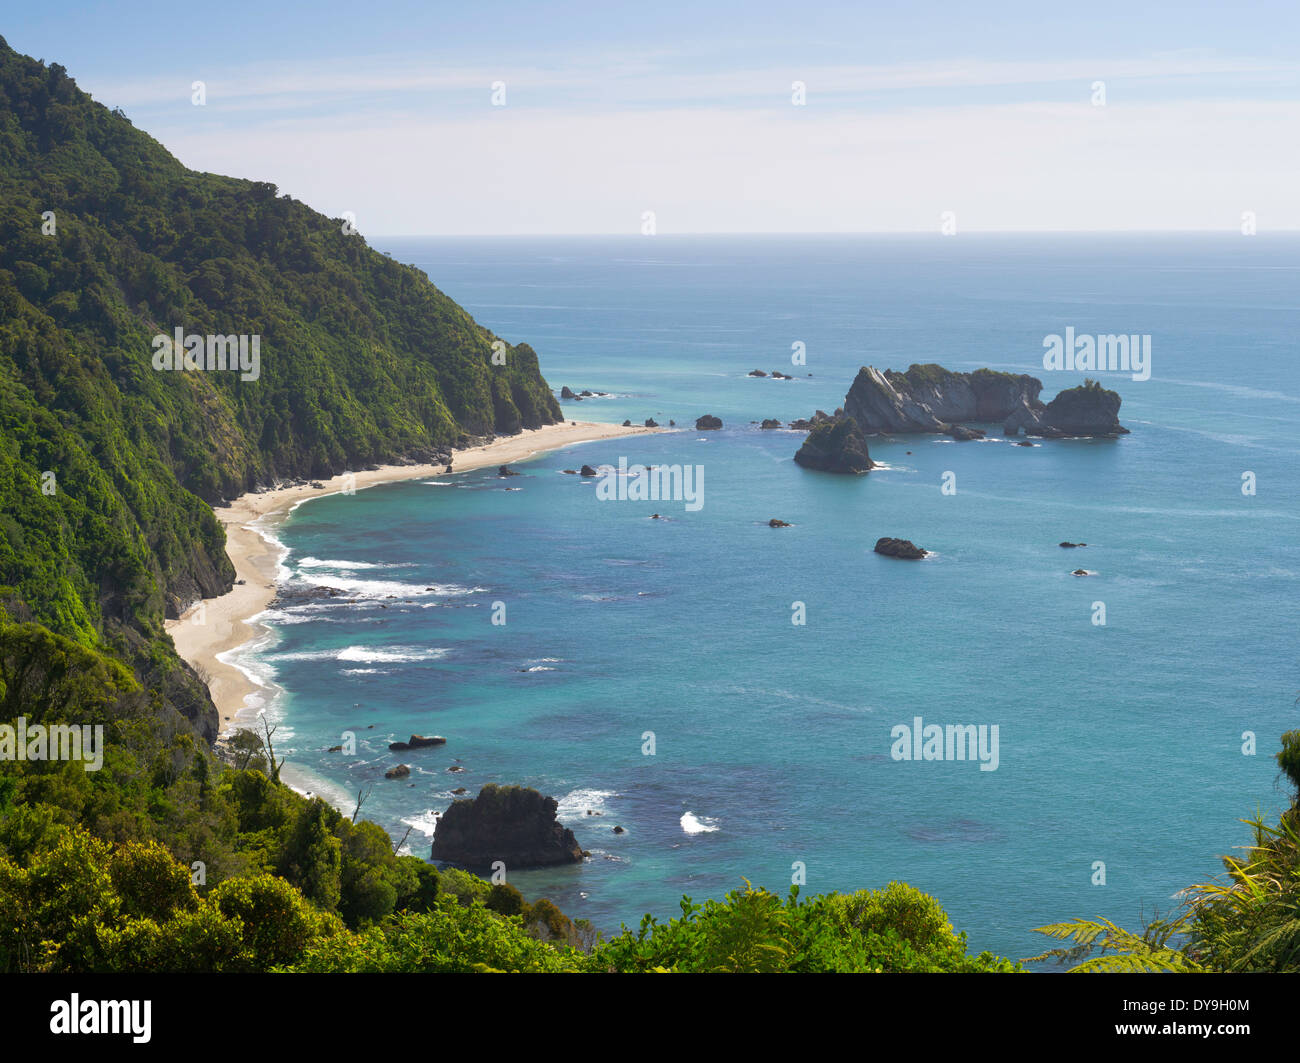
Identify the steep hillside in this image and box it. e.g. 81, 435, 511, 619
0, 37, 561, 736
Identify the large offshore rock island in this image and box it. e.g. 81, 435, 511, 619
844, 364, 1128, 439
795, 364, 1128, 472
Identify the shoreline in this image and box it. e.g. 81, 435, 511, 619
165, 420, 659, 737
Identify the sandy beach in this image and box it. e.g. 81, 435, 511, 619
165, 420, 658, 735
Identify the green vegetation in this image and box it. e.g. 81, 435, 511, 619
0, 36, 560, 738
1030, 729, 1300, 972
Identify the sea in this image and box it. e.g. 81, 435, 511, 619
224, 234, 1299, 962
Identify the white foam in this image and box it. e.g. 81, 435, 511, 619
297, 557, 411, 570
268, 645, 449, 664
681, 812, 720, 835
557, 788, 618, 822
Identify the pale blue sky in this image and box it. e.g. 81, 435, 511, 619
7, 1, 1299, 233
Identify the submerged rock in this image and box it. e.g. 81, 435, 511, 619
430, 784, 584, 868
385, 764, 411, 779
874, 537, 928, 560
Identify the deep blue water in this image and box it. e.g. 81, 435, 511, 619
232, 234, 1299, 961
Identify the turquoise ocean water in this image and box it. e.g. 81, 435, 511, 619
230, 235, 1299, 961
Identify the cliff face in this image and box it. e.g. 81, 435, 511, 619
845, 365, 1044, 435
431, 785, 584, 869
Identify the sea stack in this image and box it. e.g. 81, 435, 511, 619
430, 784, 584, 869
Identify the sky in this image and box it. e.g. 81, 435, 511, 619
6, 1, 1300, 234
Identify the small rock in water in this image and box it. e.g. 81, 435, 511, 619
612, 825, 625, 834
385, 764, 411, 779
1059, 541, 1087, 548
874, 537, 928, 560
769, 518, 791, 527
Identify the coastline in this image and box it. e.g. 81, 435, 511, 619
165, 419, 658, 737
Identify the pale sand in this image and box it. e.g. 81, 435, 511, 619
165, 420, 658, 735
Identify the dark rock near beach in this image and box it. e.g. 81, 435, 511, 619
385, 764, 411, 779
498, 465, 519, 477
430, 784, 584, 869
644, 418, 659, 428
793, 415, 873, 474
874, 537, 928, 560
580, 464, 599, 477
760, 419, 781, 429
622, 419, 632, 427
695, 414, 723, 430
560, 386, 577, 399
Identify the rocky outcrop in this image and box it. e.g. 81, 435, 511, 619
498, 465, 519, 477
385, 764, 411, 779
793, 416, 873, 474
431, 784, 584, 869
695, 415, 723, 430
560, 386, 577, 399
844, 365, 1043, 435
1025, 382, 1129, 438
874, 537, 928, 559
760, 419, 781, 429
580, 464, 599, 477
389, 734, 447, 751
812, 363, 1127, 441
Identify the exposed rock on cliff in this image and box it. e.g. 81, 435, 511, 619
430, 784, 584, 869
793, 416, 874, 473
